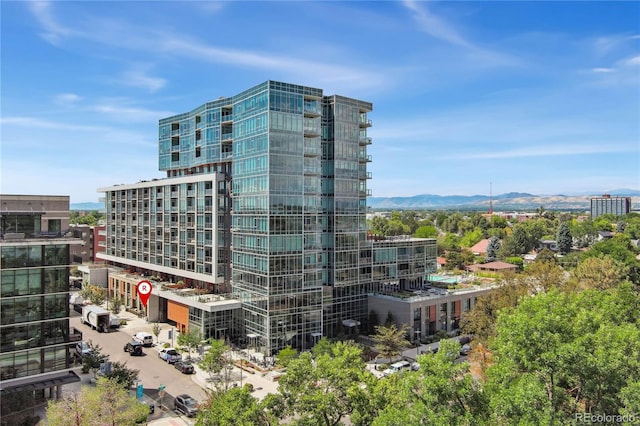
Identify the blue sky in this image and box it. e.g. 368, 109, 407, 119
1, 1, 638, 203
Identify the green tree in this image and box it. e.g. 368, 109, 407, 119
444, 248, 474, 271
460, 276, 528, 344
312, 337, 333, 358
275, 345, 298, 369
535, 248, 556, 264
556, 221, 573, 254
500, 225, 530, 256
199, 339, 230, 389
414, 225, 438, 238
373, 339, 489, 425
80, 285, 106, 306
568, 255, 628, 291
274, 341, 374, 426
46, 377, 149, 426
569, 218, 597, 248
372, 324, 410, 363
438, 232, 461, 253
177, 328, 202, 360
369, 216, 388, 236
460, 228, 484, 248
109, 296, 123, 315
152, 322, 161, 344
523, 259, 566, 294
386, 219, 410, 236
196, 385, 274, 426
103, 361, 139, 389
486, 236, 500, 262
82, 341, 108, 377
487, 287, 640, 424
582, 234, 639, 284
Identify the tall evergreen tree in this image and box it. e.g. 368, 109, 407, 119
486, 236, 501, 262
556, 221, 573, 254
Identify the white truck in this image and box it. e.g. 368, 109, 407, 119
81, 305, 111, 333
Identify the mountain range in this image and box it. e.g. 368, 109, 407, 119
366, 189, 640, 210
71, 189, 640, 211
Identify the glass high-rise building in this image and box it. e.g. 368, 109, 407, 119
100, 81, 436, 354
0, 195, 82, 422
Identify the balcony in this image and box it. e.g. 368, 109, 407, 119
358, 154, 372, 163
359, 136, 372, 145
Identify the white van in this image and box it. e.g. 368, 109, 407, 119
133, 332, 154, 347
389, 360, 411, 372
382, 360, 411, 377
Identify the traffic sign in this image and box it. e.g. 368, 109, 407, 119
137, 280, 152, 307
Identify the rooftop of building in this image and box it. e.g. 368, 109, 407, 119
109, 270, 245, 312
370, 273, 497, 303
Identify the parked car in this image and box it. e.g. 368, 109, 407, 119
158, 348, 181, 364
123, 340, 144, 356
75, 341, 93, 358
459, 343, 471, 356
174, 394, 198, 417
174, 360, 194, 374
381, 360, 411, 377
133, 332, 154, 347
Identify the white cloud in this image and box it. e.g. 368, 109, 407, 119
28, 1, 74, 45
402, 0, 471, 48
1, 116, 101, 131
593, 33, 640, 56
193, 2, 226, 14
592, 67, 614, 73
54, 93, 83, 105
91, 102, 174, 122
451, 143, 633, 160
117, 69, 167, 93
25, 2, 388, 92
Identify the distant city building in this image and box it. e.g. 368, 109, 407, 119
0, 194, 83, 421
590, 194, 631, 218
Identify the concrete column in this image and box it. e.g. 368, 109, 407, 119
56, 385, 62, 400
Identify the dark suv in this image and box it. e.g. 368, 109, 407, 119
174, 394, 198, 417
123, 340, 144, 356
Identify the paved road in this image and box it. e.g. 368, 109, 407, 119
71, 313, 207, 422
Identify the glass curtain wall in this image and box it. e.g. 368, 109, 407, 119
0, 243, 71, 380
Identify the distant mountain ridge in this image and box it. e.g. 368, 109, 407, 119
367, 189, 640, 210
71, 189, 639, 211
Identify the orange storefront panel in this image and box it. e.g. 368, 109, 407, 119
429, 305, 437, 322
167, 300, 189, 331
454, 301, 461, 317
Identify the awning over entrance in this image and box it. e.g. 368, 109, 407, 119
0, 371, 81, 394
